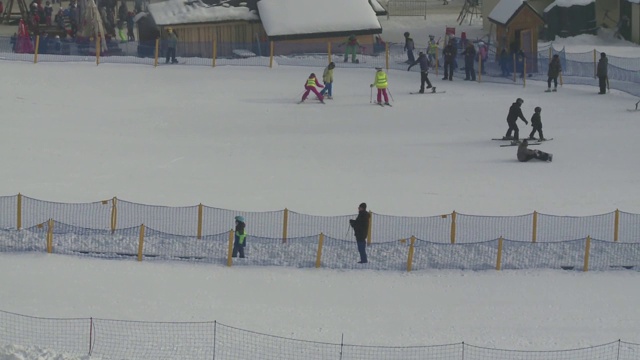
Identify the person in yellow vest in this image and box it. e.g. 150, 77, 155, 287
299, 73, 325, 104
232, 216, 247, 258
370, 67, 390, 105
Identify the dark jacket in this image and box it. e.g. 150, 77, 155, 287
408, 53, 430, 72
548, 58, 561, 78
517, 142, 535, 162
507, 103, 527, 124
462, 44, 476, 61
530, 112, 542, 129
404, 36, 414, 51
597, 56, 608, 77
234, 221, 246, 246
350, 210, 369, 241
443, 44, 456, 63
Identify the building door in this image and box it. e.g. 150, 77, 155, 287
520, 29, 536, 72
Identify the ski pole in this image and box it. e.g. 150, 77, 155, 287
387, 87, 395, 102
370, 86, 373, 103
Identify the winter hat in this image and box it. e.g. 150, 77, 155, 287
418, 51, 424, 56
534, 106, 541, 113
375, 67, 382, 71
328, 62, 335, 69
235, 215, 245, 223
359, 202, 367, 210
516, 98, 524, 104
404, 32, 410, 37
309, 73, 315, 77
600, 52, 606, 58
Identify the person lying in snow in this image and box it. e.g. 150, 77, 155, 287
517, 139, 552, 162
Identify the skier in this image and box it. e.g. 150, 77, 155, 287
319, 62, 335, 99
528, 107, 545, 141
462, 42, 476, 81
518, 139, 552, 162
442, 39, 456, 81
427, 35, 438, 67
403, 32, 415, 64
232, 216, 247, 258
597, 52, 608, 94
341, 34, 360, 63
349, 202, 370, 264
407, 52, 433, 93
370, 67, 390, 105
546, 54, 561, 92
300, 73, 324, 103
503, 98, 528, 140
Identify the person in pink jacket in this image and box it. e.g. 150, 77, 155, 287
300, 73, 324, 103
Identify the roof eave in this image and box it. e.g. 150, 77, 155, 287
267, 28, 382, 41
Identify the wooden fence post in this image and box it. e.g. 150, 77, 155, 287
477, 53, 482, 82
269, 41, 274, 68
385, 42, 389, 70
137, 224, 145, 261
583, 236, 591, 272
110, 197, 118, 234
227, 229, 235, 267
328, 42, 332, 64
34, 35, 40, 63
532, 211, 538, 243
46, 219, 54, 253
282, 208, 289, 243
16, 193, 22, 230
367, 211, 373, 245
96, 35, 100, 65
614, 209, 619, 242
450, 211, 457, 244
315, 233, 324, 268
406, 236, 416, 272
154, 38, 159, 67
197, 203, 203, 239
435, 47, 439, 77
496, 236, 503, 270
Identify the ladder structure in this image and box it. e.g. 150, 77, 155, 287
457, 0, 482, 25
1, 0, 29, 24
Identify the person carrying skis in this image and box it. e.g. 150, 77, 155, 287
403, 31, 415, 64
528, 107, 545, 140
407, 52, 433, 93
442, 39, 456, 81
370, 67, 390, 105
504, 98, 528, 140
319, 62, 335, 99
517, 139, 552, 162
341, 34, 360, 63
546, 54, 561, 92
462, 42, 476, 81
232, 216, 247, 258
300, 73, 324, 103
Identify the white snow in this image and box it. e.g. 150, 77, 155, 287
488, 0, 524, 25
257, 0, 381, 37
2, 10, 640, 360
544, 0, 595, 13
147, 0, 259, 26
369, 0, 387, 13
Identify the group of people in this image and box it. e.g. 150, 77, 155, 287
300, 64, 390, 105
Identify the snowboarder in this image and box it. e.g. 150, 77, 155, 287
349, 202, 369, 264
407, 52, 433, 93
370, 67, 390, 105
232, 216, 247, 258
528, 107, 545, 140
504, 98, 528, 140
518, 139, 552, 162
597, 52, 608, 94
546, 54, 561, 92
319, 62, 335, 99
462, 42, 476, 81
442, 39, 456, 81
403, 32, 415, 64
165, 27, 178, 64
300, 73, 324, 103
341, 34, 360, 63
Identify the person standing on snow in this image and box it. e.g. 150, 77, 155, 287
165, 27, 178, 64
403, 32, 415, 64
232, 216, 247, 258
407, 52, 433, 93
517, 139, 552, 162
442, 39, 456, 81
349, 203, 370, 264
528, 106, 545, 141
597, 52, 608, 94
504, 98, 528, 140
546, 54, 561, 92
319, 62, 335, 99
462, 42, 476, 81
370, 67, 390, 105
300, 73, 324, 103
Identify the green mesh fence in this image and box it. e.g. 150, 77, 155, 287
2, 311, 639, 360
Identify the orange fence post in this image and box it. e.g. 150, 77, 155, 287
406, 236, 416, 272
583, 236, 591, 272
16, 193, 22, 230
154, 38, 160, 67
532, 211, 538, 243
212, 38, 217, 67
46, 219, 54, 253
496, 237, 504, 270
197, 203, 203, 240
450, 211, 457, 244
269, 41, 274, 68
34, 35, 40, 63
137, 224, 145, 261
227, 229, 235, 267
614, 209, 619, 242
328, 42, 332, 64
315, 233, 324, 268
110, 197, 118, 234
282, 208, 289, 243
367, 211, 373, 245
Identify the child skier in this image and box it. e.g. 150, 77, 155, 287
300, 73, 324, 103
370, 67, 390, 105
528, 107, 545, 141
517, 139, 552, 162
319, 62, 335, 99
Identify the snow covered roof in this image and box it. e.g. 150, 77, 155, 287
488, 0, 542, 25
257, 0, 382, 40
148, 0, 259, 26
369, 0, 388, 15
544, 0, 595, 13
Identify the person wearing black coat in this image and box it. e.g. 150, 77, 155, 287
462, 42, 476, 81
408, 52, 433, 93
597, 52, 608, 94
504, 98, 528, 140
528, 106, 545, 140
349, 203, 370, 264
442, 40, 456, 81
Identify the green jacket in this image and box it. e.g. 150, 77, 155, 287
323, 66, 333, 83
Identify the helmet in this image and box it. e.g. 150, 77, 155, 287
310, 73, 315, 77
429, 34, 434, 38
516, 98, 524, 104
235, 215, 245, 223
534, 106, 541, 112
404, 32, 410, 37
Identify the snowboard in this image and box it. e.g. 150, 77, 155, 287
410, 91, 446, 94
500, 142, 541, 147
527, 138, 553, 141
